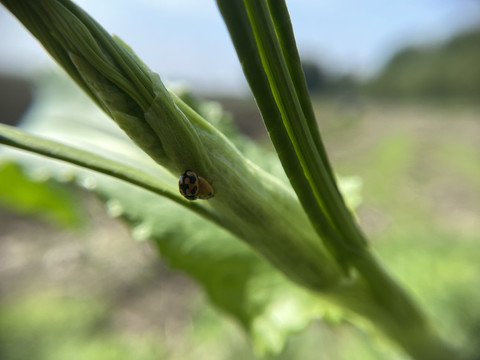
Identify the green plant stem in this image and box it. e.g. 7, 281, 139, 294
0, 123, 218, 224
243, 0, 367, 253
214, 0, 350, 267
330, 254, 462, 360
217, 0, 463, 358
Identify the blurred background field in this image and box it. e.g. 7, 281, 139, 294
1, 1, 480, 359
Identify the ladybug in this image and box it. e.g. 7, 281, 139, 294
178, 170, 214, 200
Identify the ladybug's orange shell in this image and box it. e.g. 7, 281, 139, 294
197, 176, 215, 199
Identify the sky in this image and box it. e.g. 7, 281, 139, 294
1, 0, 479, 94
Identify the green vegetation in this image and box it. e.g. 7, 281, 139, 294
0, 1, 478, 359
301, 27, 480, 102
365, 28, 480, 101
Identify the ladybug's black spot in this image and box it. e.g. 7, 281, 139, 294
179, 183, 190, 193
179, 170, 200, 200
187, 174, 197, 183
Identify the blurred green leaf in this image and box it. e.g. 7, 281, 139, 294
0, 161, 83, 227
100, 178, 331, 355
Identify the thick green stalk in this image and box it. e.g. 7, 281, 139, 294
217, 0, 462, 358
328, 265, 461, 360
243, 0, 367, 254
214, 0, 351, 267
256, 3, 461, 357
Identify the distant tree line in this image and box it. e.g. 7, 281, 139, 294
303, 27, 480, 102
301, 60, 358, 98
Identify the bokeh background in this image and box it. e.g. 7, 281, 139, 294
1, 1, 480, 359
